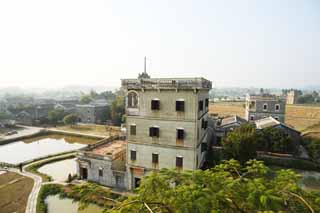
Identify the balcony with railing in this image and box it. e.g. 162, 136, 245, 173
121, 78, 212, 90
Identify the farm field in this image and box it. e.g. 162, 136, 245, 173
0, 171, 34, 213
209, 102, 320, 135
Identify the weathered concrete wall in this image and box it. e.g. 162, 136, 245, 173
245, 96, 286, 123
137, 90, 197, 120
127, 117, 196, 148
127, 143, 196, 170
77, 155, 127, 189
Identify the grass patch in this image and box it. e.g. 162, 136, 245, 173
0, 172, 34, 213
25, 154, 76, 182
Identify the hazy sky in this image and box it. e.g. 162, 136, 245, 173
0, 0, 319, 89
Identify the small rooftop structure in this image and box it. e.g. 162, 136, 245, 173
121, 77, 212, 90
254, 116, 300, 134
91, 140, 126, 159
219, 115, 247, 128
255, 116, 280, 129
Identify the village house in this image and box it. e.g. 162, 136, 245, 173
77, 136, 127, 189
245, 93, 286, 123
76, 101, 109, 124
76, 73, 212, 190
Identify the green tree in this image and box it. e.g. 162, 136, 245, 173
303, 137, 320, 161
80, 95, 93, 104
222, 123, 259, 164
0, 112, 10, 120
63, 114, 78, 126
111, 96, 125, 126
258, 127, 298, 154
48, 109, 66, 124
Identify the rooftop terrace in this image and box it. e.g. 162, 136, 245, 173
246, 94, 286, 101
90, 140, 126, 159
121, 77, 212, 90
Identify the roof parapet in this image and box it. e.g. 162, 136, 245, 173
121, 77, 212, 90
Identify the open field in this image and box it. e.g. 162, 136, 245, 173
0, 171, 34, 213
210, 102, 320, 134
51, 124, 120, 137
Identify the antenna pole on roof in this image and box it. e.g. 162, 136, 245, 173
144, 56, 146, 74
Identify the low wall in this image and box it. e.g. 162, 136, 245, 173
257, 154, 320, 172
0, 129, 106, 146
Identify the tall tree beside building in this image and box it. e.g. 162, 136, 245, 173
80, 95, 93, 104
48, 109, 67, 124
111, 96, 125, 126
222, 123, 259, 164
63, 114, 79, 126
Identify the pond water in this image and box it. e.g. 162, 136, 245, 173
0, 138, 86, 164
46, 195, 103, 213
298, 170, 320, 192
38, 158, 77, 182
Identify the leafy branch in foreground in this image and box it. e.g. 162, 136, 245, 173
109, 160, 320, 213
78, 160, 320, 213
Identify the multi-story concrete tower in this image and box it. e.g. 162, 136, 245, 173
245, 94, 286, 123
121, 77, 212, 189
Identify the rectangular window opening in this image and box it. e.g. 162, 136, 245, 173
152, 153, 159, 164
130, 125, 136, 135
130, 150, 136, 161
176, 100, 185, 112
149, 127, 159, 137
176, 156, 183, 169
151, 99, 160, 110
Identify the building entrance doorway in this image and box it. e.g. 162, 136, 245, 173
80, 167, 88, 179
134, 177, 141, 188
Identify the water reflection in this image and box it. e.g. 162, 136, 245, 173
38, 158, 77, 182
0, 138, 86, 164
46, 195, 103, 213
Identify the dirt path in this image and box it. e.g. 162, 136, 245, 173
5, 153, 76, 213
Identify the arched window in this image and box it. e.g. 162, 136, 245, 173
127, 91, 138, 108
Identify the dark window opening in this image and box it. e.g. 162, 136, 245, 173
130, 150, 136, 161
151, 100, 160, 110
98, 168, 103, 177
275, 104, 280, 111
201, 143, 207, 152
130, 125, 136, 135
263, 104, 268, 110
152, 153, 159, 164
176, 100, 185, 112
202, 119, 207, 129
205, 99, 209, 108
176, 157, 183, 168
149, 127, 159, 137
199, 100, 203, 111
177, 129, 184, 140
